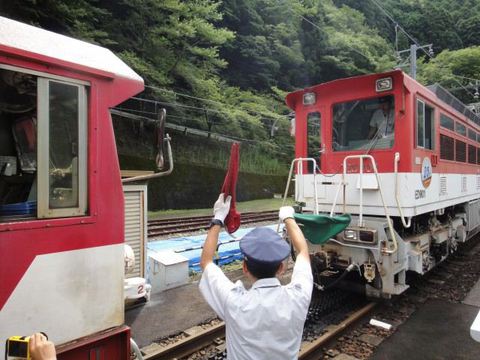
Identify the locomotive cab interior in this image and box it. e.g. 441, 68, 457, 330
332, 95, 395, 152
0, 67, 87, 221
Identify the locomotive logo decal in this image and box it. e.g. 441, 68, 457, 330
421, 157, 432, 188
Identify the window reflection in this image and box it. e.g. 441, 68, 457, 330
49, 82, 79, 209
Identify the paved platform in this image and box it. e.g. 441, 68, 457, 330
371, 278, 480, 360
126, 280, 217, 348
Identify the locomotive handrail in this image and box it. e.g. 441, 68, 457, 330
394, 152, 412, 228
281, 158, 319, 213
333, 155, 398, 255
122, 134, 174, 183
131, 338, 144, 360
277, 158, 319, 233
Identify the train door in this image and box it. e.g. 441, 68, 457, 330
306, 111, 321, 173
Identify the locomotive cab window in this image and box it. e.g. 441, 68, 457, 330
332, 95, 394, 151
416, 99, 435, 150
0, 67, 88, 222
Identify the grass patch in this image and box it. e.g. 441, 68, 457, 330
149, 196, 294, 220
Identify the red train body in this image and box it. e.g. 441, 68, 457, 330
286, 70, 480, 297
0, 16, 143, 358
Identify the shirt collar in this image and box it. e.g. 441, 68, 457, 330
251, 277, 281, 289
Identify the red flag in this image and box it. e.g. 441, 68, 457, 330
221, 143, 241, 233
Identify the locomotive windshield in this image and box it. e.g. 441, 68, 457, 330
332, 95, 394, 151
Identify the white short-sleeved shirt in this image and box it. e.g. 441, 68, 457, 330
199, 258, 313, 360
370, 108, 394, 138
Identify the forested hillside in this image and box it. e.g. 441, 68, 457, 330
2, 0, 480, 171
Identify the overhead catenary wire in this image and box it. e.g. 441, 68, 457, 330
368, 0, 476, 99
111, 107, 266, 144
369, 0, 431, 59
144, 84, 289, 121
286, 4, 373, 63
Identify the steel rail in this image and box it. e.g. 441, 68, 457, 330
142, 302, 376, 360
148, 210, 277, 226
299, 302, 377, 360
147, 211, 278, 238
143, 322, 225, 360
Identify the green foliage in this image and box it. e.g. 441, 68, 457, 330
417, 46, 480, 102
3, 0, 480, 175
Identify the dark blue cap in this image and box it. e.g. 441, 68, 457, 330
240, 227, 290, 264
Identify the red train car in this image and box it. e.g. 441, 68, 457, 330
286, 70, 480, 297
0, 16, 143, 358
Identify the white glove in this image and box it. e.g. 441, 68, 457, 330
213, 193, 232, 223
279, 206, 295, 222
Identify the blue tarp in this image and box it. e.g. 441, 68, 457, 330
147, 224, 280, 272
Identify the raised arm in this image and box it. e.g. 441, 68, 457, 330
279, 206, 310, 264
200, 194, 231, 270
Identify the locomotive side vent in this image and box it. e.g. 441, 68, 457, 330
456, 140, 467, 162
462, 176, 468, 193
469, 144, 477, 164
477, 176, 480, 190
440, 135, 454, 160
440, 176, 447, 196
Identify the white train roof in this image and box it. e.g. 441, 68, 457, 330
0, 16, 142, 83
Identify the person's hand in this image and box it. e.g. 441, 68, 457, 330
29, 333, 56, 360
279, 206, 295, 222
213, 193, 232, 223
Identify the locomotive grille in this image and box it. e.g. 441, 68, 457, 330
477, 176, 480, 190
462, 176, 467, 193
456, 140, 466, 162
440, 135, 454, 160
440, 176, 447, 196
469, 144, 477, 164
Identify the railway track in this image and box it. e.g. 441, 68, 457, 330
142, 290, 376, 360
148, 210, 278, 238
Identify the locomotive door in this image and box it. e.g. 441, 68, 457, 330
306, 108, 323, 173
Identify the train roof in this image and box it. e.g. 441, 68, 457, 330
0, 16, 143, 104
427, 83, 480, 126
285, 70, 404, 110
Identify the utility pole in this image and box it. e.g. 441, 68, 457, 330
396, 43, 433, 79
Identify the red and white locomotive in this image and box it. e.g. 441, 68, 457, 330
286, 69, 480, 297
0, 16, 147, 358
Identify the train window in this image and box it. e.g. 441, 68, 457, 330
468, 144, 477, 164
0, 68, 37, 221
468, 129, 477, 141
0, 68, 87, 222
477, 148, 480, 164
440, 114, 454, 131
416, 99, 435, 150
440, 135, 454, 160
332, 95, 394, 151
456, 140, 466, 162
307, 112, 321, 172
455, 122, 466, 136
37, 79, 87, 218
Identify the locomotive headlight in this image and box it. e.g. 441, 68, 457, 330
303, 92, 316, 105
344, 229, 357, 240
376, 77, 393, 92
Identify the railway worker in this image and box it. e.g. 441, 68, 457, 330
29, 333, 57, 360
368, 97, 394, 139
199, 194, 313, 359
